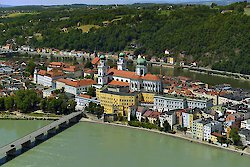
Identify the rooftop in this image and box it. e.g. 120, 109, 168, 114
57, 78, 96, 87
101, 88, 138, 96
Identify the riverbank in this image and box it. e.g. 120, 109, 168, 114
0, 112, 60, 121
80, 118, 250, 157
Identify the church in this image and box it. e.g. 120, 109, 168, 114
97, 53, 162, 93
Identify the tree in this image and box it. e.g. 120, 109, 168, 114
39, 98, 48, 111
85, 102, 104, 119
84, 60, 93, 69
0, 97, 5, 111
14, 90, 40, 113
4, 96, 14, 111
86, 87, 96, 97
66, 99, 77, 114
163, 120, 171, 132
26, 60, 36, 76
230, 127, 241, 146
211, 3, 217, 8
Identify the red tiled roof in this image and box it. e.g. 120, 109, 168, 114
38, 70, 46, 76
47, 70, 64, 77
63, 66, 79, 72
108, 68, 141, 80
211, 132, 223, 138
149, 111, 161, 118
143, 110, 153, 117
91, 57, 100, 65
108, 80, 130, 87
142, 73, 160, 81
57, 78, 96, 87
49, 62, 63, 66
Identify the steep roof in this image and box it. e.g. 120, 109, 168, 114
149, 111, 161, 118
108, 80, 130, 87
49, 62, 63, 67
143, 110, 153, 117
57, 78, 96, 88
63, 66, 79, 72
37, 70, 47, 76
141, 73, 160, 81
108, 68, 141, 80
91, 57, 100, 65
38, 69, 64, 77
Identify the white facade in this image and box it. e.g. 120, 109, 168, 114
98, 57, 108, 85
55, 81, 91, 96
159, 111, 176, 129
136, 65, 147, 76
241, 119, 250, 130
187, 99, 213, 109
203, 121, 222, 141
75, 95, 100, 110
154, 95, 187, 112
154, 95, 213, 112
182, 112, 192, 128
117, 56, 126, 71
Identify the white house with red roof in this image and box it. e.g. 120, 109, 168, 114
34, 69, 64, 87
98, 53, 162, 93
55, 78, 97, 95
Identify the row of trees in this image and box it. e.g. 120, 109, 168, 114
0, 90, 76, 114
129, 116, 172, 132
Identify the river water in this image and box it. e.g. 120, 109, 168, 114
1, 120, 250, 167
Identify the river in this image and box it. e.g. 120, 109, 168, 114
1, 120, 250, 167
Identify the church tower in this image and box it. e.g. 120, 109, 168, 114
135, 55, 147, 76
98, 54, 108, 85
117, 52, 126, 71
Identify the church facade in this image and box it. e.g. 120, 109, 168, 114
98, 53, 162, 93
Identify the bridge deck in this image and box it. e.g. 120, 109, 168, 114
0, 111, 82, 156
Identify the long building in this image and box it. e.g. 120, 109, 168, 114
154, 94, 213, 112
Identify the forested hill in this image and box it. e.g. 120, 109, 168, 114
0, 2, 250, 74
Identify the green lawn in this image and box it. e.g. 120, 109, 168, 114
244, 8, 250, 16
77, 24, 101, 33
4, 12, 38, 18
159, 10, 171, 16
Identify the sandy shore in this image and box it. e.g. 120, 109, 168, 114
80, 118, 250, 157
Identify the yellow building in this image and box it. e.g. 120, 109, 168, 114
192, 118, 212, 141
97, 87, 138, 116
140, 92, 155, 103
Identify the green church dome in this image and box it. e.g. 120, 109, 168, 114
99, 54, 105, 60
119, 52, 125, 57
137, 56, 146, 65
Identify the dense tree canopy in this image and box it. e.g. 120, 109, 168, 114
1, 3, 250, 74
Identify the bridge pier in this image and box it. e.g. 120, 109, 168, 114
48, 127, 57, 134
69, 117, 78, 123
35, 133, 46, 141
6, 148, 16, 157
59, 122, 69, 128
21, 140, 32, 149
